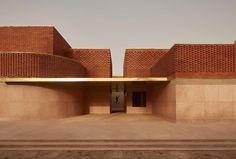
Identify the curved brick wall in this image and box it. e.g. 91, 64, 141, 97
151, 44, 236, 78
0, 52, 86, 77
124, 49, 168, 77
67, 49, 112, 77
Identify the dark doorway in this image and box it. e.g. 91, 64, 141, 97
132, 91, 146, 107
110, 83, 126, 113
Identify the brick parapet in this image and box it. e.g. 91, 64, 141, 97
175, 44, 234, 73
151, 43, 236, 78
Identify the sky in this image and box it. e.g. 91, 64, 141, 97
0, 0, 236, 75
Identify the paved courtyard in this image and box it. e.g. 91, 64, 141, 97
0, 114, 236, 158
0, 114, 236, 140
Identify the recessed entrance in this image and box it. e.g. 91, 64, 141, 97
110, 83, 126, 113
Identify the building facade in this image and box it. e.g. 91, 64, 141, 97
0, 26, 236, 121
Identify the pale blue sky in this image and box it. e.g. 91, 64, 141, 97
0, 0, 236, 75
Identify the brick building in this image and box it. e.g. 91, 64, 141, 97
0, 26, 236, 121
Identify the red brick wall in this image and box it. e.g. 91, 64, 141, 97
151, 47, 175, 77
235, 41, 236, 71
0, 27, 53, 54
151, 44, 236, 78
0, 52, 86, 77
53, 28, 71, 57
0, 26, 71, 57
124, 49, 168, 77
67, 49, 112, 77
176, 44, 234, 72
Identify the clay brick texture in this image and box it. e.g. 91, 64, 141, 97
1, 26, 235, 79
124, 49, 168, 77
67, 49, 112, 77
0, 53, 86, 77
53, 28, 71, 56
151, 46, 176, 77
0, 26, 112, 78
0, 26, 71, 56
151, 44, 236, 78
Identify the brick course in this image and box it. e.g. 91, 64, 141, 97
0, 52, 86, 77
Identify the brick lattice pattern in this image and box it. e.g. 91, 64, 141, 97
0, 26, 236, 78
67, 49, 112, 77
0, 26, 71, 56
124, 49, 168, 77
151, 47, 175, 77
151, 44, 236, 78
0, 52, 86, 77
0, 27, 112, 78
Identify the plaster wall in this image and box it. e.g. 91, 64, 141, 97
151, 82, 176, 121
151, 80, 236, 122
0, 83, 84, 120
85, 85, 110, 114
175, 80, 236, 121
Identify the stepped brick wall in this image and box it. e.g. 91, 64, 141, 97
0, 52, 86, 77
0, 26, 235, 78
67, 49, 112, 77
151, 44, 236, 78
0, 27, 112, 78
124, 49, 168, 77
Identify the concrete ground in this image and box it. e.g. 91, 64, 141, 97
0, 150, 236, 159
0, 113, 236, 140
1, 114, 236, 158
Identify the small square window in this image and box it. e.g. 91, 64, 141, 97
132, 92, 146, 107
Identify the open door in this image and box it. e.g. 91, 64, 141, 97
110, 82, 126, 113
